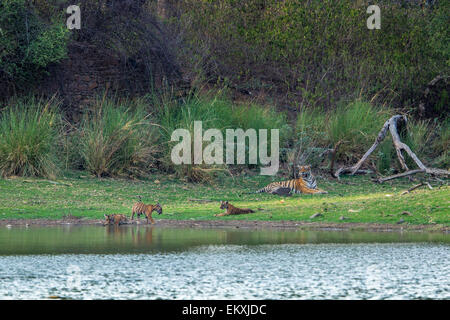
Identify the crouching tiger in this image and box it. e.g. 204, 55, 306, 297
215, 201, 255, 217
131, 197, 163, 224
104, 214, 128, 226
254, 165, 327, 195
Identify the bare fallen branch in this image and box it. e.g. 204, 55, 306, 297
376, 169, 425, 183
401, 182, 425, 195
329, 140, 343, 178
349, 118, 391, 175
334, 167, 372, 179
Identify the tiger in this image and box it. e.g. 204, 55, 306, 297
104, 214, 128, 226
254, 165, 327, 195
131, 197, 163, 224
214, 201, 255, 217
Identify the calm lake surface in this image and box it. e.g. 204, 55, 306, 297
0, 225, 448, 299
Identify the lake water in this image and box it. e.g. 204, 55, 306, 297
0, 225, 449, 299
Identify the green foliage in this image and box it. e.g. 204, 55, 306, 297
0, 0, 69, 90
294, 101, 393, 165
296, 108, 327, 138
231, 103, 291, 145
0, 97, 61, 178
432, 119, 450, 168
376, 139, 395, 175
175, 0, 449, 108
327, 101, 393, 162
294, 100, 448, 172
157, 92, 290, 181
427, 1, 450, 67
76, 97, 160, 178
404, 119, 436, 165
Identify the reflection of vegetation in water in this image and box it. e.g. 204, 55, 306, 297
0, 226, 448, 256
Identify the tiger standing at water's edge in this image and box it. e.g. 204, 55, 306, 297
131, 196, 163, 224
255, 165, 327, 195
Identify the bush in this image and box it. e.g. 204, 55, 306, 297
0, 97, 61, 178
293, 100, 449, 173
0, 0, 69, 93
293, 101, 393, 170
77, 97, 159, 178
172, 0, 448, 109
432, 119, 449, 168
157, 94, 233, 182
157, 92, 290, 181
287, 108, 328, 174
327, 101, 393, 163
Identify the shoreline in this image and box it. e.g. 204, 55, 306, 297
1, 218, 448, 233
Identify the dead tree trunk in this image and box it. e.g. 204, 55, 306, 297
335, 115, 449, 181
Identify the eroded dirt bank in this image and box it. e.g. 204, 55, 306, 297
0, 218, 448, 233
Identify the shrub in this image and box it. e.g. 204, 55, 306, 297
284, 108, 327, 174
0, 97, 61, 178
432, 119, 449, 168
157, 93, 290, 181
327, 101, 393, 163
293, 101, 396, 172
77, 97, 159, 178
293, 100, 448, 173
172, 0, 447, 109
404, 119, 436, 165
0, 0, 69, 92
157, 94, 234, 182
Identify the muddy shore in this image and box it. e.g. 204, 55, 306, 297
0, 218, 448, 233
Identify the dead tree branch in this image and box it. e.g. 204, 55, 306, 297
335, 115, 449, 182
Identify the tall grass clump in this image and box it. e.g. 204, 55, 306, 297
157, 93, 290, 182
327, 101, 393, 163
433, 120, 449, 168
0, 97, 61, 178
403, 119, 436, 167
77, 97, 159, 178
231, 104, 291, 145
158, 94, 236, 182
289, 108, 328, 173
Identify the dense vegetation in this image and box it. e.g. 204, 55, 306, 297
0, 0, 69, 95
172, 0, 449, 112
0, 0, 448, 181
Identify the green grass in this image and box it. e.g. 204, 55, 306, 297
0, 173, 448, 226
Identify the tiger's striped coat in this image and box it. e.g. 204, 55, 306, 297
256, 165, 327, 195
131, 199, 163, 224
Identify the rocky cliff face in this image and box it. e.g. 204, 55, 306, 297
40, 40, 186, 119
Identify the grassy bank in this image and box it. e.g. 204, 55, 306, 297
0, 174, 448, 227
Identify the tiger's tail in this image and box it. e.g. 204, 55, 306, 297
255, 186, 270, 193
242, 188, 265, 195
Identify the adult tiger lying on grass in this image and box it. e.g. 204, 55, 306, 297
253, 165, 327, 195
131, 196, 163, 224
215, 201, 255, 217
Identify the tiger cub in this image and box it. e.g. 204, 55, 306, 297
255, 165, 327, 195
131, 198, 163, 224
104, 214, 128, 226
215, 201, 255, 217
